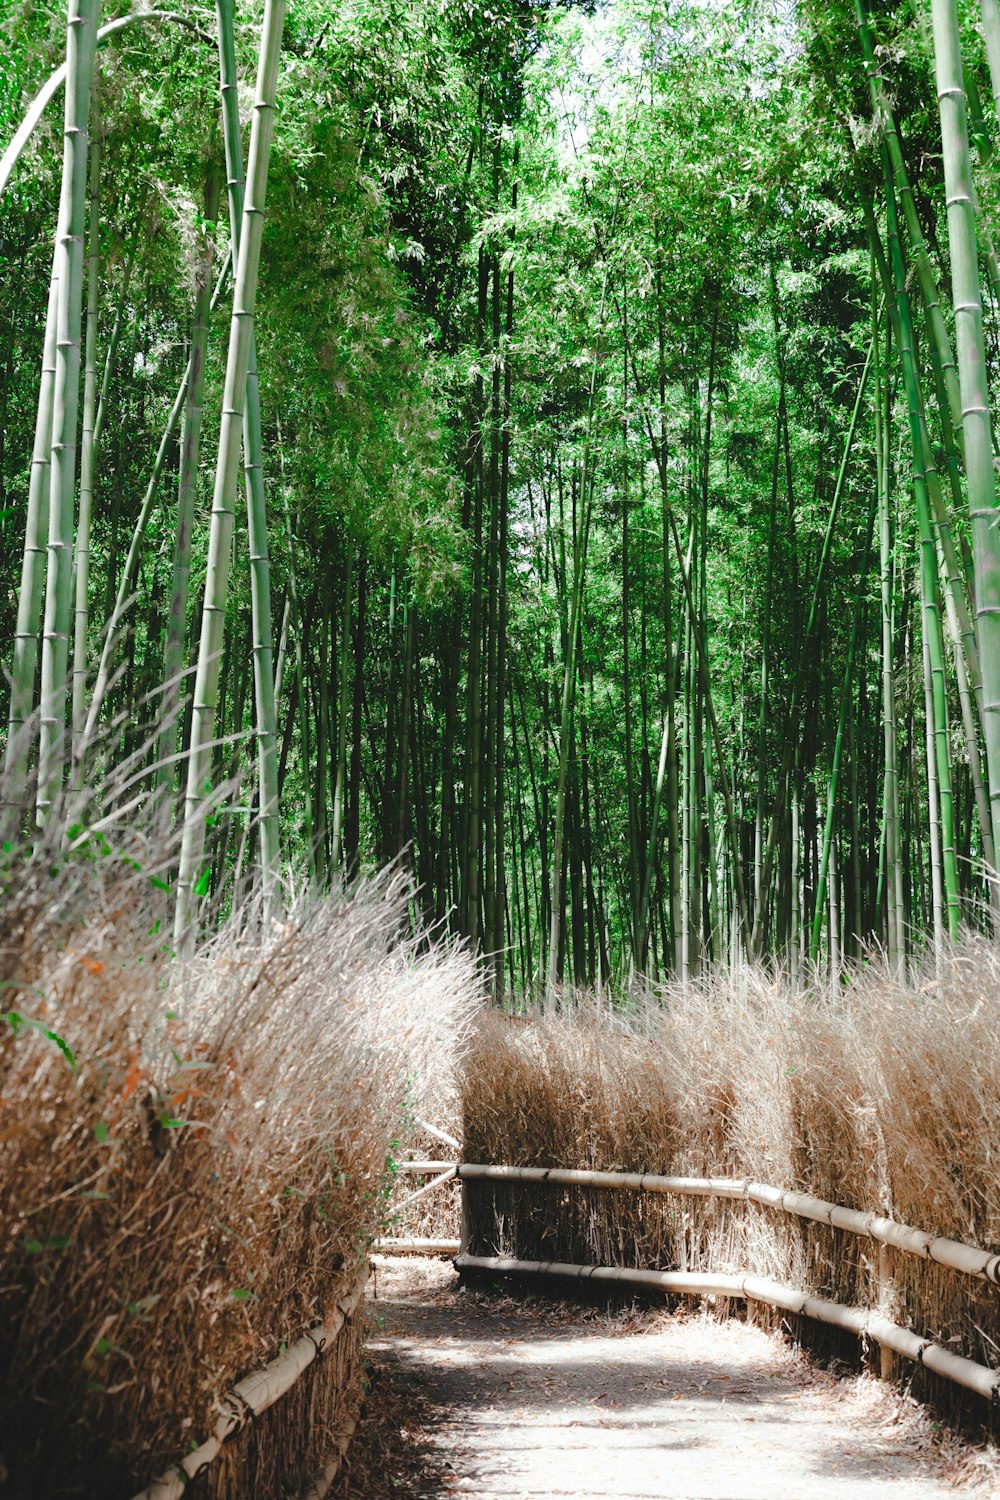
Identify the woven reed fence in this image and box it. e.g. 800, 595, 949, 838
130, 1267, 368, 1500
391, 1160, 1000, 1413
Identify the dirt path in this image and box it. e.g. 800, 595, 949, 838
338, 1259, 998, 1500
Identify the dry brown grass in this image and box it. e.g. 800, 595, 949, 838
0, 829, 477, 1498
462, 948, 1000, 1423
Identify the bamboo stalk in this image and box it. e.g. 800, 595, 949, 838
456, 1255, 1000, 1403
69, 96, 100, 785
36, 0, 102, 826
216, 0, 281, 921
931, 0, 1000, 867
130, 1270, 367, 1500
175, 0, 286, 945
5, 261, 59, 795
80, 254, 231, 759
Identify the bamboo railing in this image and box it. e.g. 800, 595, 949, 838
451, 1162, 1000, 1284
388, 1157, 1000, 1405
378, 1235, 462, 1255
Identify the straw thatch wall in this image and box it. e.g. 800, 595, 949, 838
0, 837, 477, 1498
461, 953, 1000, 1423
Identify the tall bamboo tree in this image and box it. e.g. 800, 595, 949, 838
175, 0, 287, 944
930, 0, 1000, 873
35, 0, 102, 825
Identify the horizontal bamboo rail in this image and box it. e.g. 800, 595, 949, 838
456, 1163, 1000, 1284
130, 1268, 368, 1500
459, 1163, 745, 1199
394, 1159, 460, 1174
376, 1236, 462, 1256
456, 1254, 1000, 1405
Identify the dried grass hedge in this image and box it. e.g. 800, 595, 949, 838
0, 832, 477, 1498
462, 950, 1000, 1417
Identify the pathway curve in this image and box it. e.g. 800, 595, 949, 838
338, 1258, 996, 1500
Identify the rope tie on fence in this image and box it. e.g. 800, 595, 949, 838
226, 1387, 256, 1430
305, 1328, 329, 1357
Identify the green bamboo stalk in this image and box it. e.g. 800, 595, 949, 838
789, 766, 801, 985
699, 313, 721, 960
863, 206, 991, 901
88, 370, 187, 736
545, 239, 628, 990
751, 333, 877, 953
635, 524, 688, 971
829, 827, 841, 994
981, 0, 1000, 131
930, 0, 1000, 874
925, 441, 995, 874
156, 159, 223, 794
330, 537, 354, 871
885, 152, 961, 939
623, 341, 752, 956
277, 434, 316, 883
273, 592, 290, 705
874, 285, 904, 975
854, 0, 963, 453
680, 586, 693, 985
904, 0, 1000, 378
216, 0, 281, 918
5, 264, 59, 792
70, 97, 101, 785
36, 0, 101, 827
866, 203, 986, 740
810, 506, 876, 965
90, 249, 133, 455
175, 0, 286, 946
755, 390, 782, 916
546, 458, 594, 994
621, 338, 640, 952
665, 490, 751, 957
922, 566, 946, 958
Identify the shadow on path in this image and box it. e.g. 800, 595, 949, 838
335, 1258, 974, 1500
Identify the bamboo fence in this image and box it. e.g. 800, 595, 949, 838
130, 1267, 368, 1500
390, 1157, 1000, 1406
452, 1163, 1000, 1283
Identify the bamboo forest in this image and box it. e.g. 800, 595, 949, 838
13, 0, 1000, 1497
6, 0, 1000, 988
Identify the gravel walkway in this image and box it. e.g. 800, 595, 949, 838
337, 1258, 998, 1500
